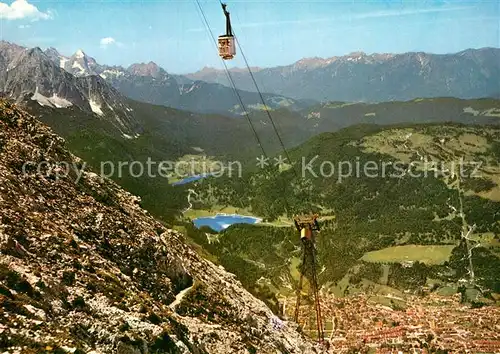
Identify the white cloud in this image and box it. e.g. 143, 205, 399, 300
0, 0, 52, 21
187, 5, 473, 32
351, 6, 473, 20
100, 37, 115, 47
18, 23, 31, 29
100, 37, 123, 49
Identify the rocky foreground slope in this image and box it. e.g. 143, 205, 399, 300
0, 100, 317, 353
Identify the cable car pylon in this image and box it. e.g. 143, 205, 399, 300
293, 213, 324, 342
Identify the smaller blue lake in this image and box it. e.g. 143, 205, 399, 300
172, 173, 213, 186
193, 214, 262, 232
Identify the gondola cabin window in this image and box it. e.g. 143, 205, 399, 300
218, 35, 235, 60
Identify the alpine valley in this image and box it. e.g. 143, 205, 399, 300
0, 38, 499, 353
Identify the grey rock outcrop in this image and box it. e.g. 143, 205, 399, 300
0, 101, 318, 353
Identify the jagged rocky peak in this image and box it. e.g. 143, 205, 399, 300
127, 61, 164, 78
229, 66, 262, 73
0, 42, 140, 136
73, 48, 86, 59
26, 46, 45, 56
43, 47, 62, 65
199, 65, 218, 73
0, 40, 25, 57
291, 52, 377, 69
347, 51, 367, 57
6, 45, 56, 75
0, 100, 317, 353
294, 56, 330, 69
370, 52, 395, 61
44, 46, 60, 57
64, 48, 98, 76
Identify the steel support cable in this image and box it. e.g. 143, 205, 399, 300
225, 4, 322, 338
232, 31, 314, 215
217, 0, 315, 215
195, 0, 296, 218
217, 3, 294, 173
216, 0, 297, 177
194, 0, 266, 160
310, 244, 324, 340
294, 246, 307, 322
233, 35, 299, 180
195, 6, 321, 337
204, 8, 322, 332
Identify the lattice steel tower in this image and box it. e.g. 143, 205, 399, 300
293, 214, 324, 342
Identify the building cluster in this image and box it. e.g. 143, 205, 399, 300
286, 293, 500, 353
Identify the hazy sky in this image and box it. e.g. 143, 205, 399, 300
1, 0, 499, 74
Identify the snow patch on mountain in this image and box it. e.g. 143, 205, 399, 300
30, 90, 49, 107
30, 88, 73, 108
184, 83, 200, 94
122, 133, 141, 139
59, 57, 68, 69
101, 69, 125, 77
72, 61, 85, 74
89, 99, 103, 116
75, 49, 85, 59
49, 94, 73, 108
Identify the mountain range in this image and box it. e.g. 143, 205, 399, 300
186, 48, 500, 102
41, 45, 314, 116
0, 42, 141, 137
3, 41, 500, 128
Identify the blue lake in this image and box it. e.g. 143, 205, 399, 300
172, 173, 212, 186
193, 214, 262, 232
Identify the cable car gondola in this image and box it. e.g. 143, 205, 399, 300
218, 3, 235, 60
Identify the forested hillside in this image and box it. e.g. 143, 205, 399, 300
184, 123, 500, 309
